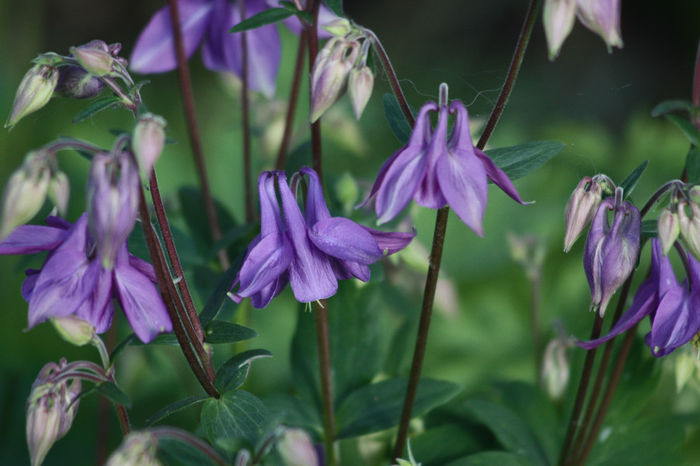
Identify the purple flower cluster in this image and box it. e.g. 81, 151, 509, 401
230, 167, 415, 308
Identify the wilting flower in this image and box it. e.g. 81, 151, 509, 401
229, 167, 414, 308
0, 214, 171, 343
130, 0, 336, 98
580, 239, 700, 357
583, 191, 640, 316
360, 98, 526, 235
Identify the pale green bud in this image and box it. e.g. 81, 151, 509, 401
310, 39, 359, 123
51, 316, 95, 346
71, 44, 114, 76
48, 171, 70, 215
5, 64, 59, 128
277, 429, 318, 466
106, 431, 161, 466
678, 200, 700, 262
657, 207, 680, 256
322, 18, 352, 37
348, 65, 374, 119
132, 113, 167, 178
1, 152, 52, 238
563, 177, 602, 252
541, 336, 573, 400
543, 0, 577, 60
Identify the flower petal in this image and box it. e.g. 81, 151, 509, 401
309, 217, 382, 264
360, 226, 415, 255
648, 286, 697, 357
21, 268, 40, 301
128, 254, 157, 282
250, 272, 289, 309
237, 232, 293, 297
0, 224, 67, 255
75, 266, 114, 334
130, 0, 214, 74
300, 167, 331, 225
414, 105, 449, 209
474, 148, 528, 205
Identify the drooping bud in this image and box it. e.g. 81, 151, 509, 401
508, 233, 545, 281
277, 428, 319, 466
563, 177, 602, 252
87, 152, 140, 268
322, 18, 352, 37
5, 64, 59, 128
576, 0, 623, 51
678, 200, 700, 262
541, 335, 573, 400
132, 113, 167, 178
348, 65, 374, 120
658, 206, 680, 255
48, 171, 70, 215
583, 191, 641, 316
543, 0, 577, 60
1, 151, 52, 238
51, 316, 95, 346
70, 42, 114, 76
55, 66, 105, 99
106, 431, 161, 466
310, 38, 359, 123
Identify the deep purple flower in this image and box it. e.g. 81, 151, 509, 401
0, 215, 171, 343
230, 167, 414, 308
130, 0, 336, 98
360, 99, 526, 235
583, 192, 641, 316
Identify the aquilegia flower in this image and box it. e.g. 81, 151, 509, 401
229, 167, 415, 308
0, 214, 171, 343
130, 0, 336, 98
580, 239, 700, 357
360, 98, 526, 236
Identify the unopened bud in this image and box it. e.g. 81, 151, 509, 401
563, 177, 602, 252
541, 336, 573, 400
678, 200, 700, 262
277, 429, 319, 466
310, 39, 359, 123
658, 207, 680, 255
132, 113, 166, 177
6, 65, 59, 128
71, 43, 114, 76
106, 431, 161, 466
48, 171, 70, 215
689, 186, 700, 204
348, 65, 374, 120
51, 316, 95, 346
508, 233, 545, 280
543, 0, 577, 60
55, 66, 105, 99
577, 0, 623, 51
1, 152, 52, 238
322, 18, 352, 37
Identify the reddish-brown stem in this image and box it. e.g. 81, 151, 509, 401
239, 0, 254, 222
692, 40, 700, 108
151, 427, 227, 466
308, 0, 323, 180
166, 0, 229, 270
314, 300, 336, 466
115, 404, 131, 435
275, 31, 308, 170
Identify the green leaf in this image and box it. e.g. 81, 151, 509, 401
383, 93, 413, 143
110, 334, 136, 359
325, 0, 344, 16
641, 219, 658, 240
72, 95, 121, 123
215, 349, 272, 392
618, 160, 648, 198
651, 99, 695, 117
96, 381, 132, 409
446, 451, 535, 466
335, 377, 460, 438
229, 8, 296, 33
157, 437, 220, 466
130, 333, 179, 346
201, 390, 266, 448
204, 320, 257, 344
145, 395, 208, 426
665, 114, 700, 146
685, 147, 700, 184
208, 224, 257, 261
263, 394, 322, 436
199, 254, 243, 327
177, 186, 237, 254
411, 423, 485, 465
485, 141, 565, 180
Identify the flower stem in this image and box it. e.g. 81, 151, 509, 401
239, 0, 254, 223
391, 0, 541, 459
275, 31, 308, 170
314, 300, 336, 466
166, 0, 229, 270
307, 0, 323, 180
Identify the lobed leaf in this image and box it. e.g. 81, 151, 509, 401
485, 141, 565, 180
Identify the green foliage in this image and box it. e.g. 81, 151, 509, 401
95, 381, 132, 409
383, 93, 413, 143
684, 147, 700, 183
228, 8, 310, 34
445, 451, 535, 466
201, 390, 267, 450
618, 160, 648, 198
215, 349, 272, 392
72, 95, 121, 123
204, 320, 257, 344
485, 141, 565, 180
145, 395, 208, 426
665, 114, 700, 146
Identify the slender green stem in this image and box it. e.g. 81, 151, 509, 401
239, 0, 254, 222
100, 76, 136, 111
530, 269, 543, 381
391, 0, 541, 459
166, 0, 229, 270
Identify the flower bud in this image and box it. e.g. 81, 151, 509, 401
577, 0, 623, 51
689, 186, 700, 204
658, 207, 680, 256
70, 43, 114, 76
348, 65, 374, 120
541, 336, 573, 400
322, 18, 352, 37
563, 177, 602, 252
55, 65, 105, 99
51, 316, 95, 346
678, 200, 700, 262
277, 428, 319, 466
48, 171, 70, 215
106, 431, 161, 466
5, 64, 59, 128
87, 152, 140, 268
543, 0, 577, 60
310, 39, 359, 123
584, 194, 641, 316
132, 113, 167, 178
1, 152, 52, 238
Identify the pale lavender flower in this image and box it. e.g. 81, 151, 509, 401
130, 0, 336, 98
360, 99, 526, 235
230, 167, 414, 308
0, 215, 171, 343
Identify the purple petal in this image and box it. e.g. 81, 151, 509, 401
584, 198, 614, 307
45, 216, 71, 230
648, 286, 696, 357
300, 167, 331, 225
130, 0, 214, 74
331, 259, 371, 282
114, 248, 172, 343
75, 266, 114, 334
259, 171, 285, 236
201, 0, 234, 70
414, 106, 449, 209
21, 269, 40, 301
309, 217, 382, 264
237, 232, 293, 297
374, 147, 427, 224
474, 148, 527, 205
360, 226, 415, 255
128, 254, 157, 282
0, 225, 67, 255
250, 272, 289, 309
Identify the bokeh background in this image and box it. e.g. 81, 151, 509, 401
1, 0, 699, 464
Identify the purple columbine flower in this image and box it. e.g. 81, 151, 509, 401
360, 98, 526, 235
0, 215, 171, 343
583, 190, 641, 316
230, 167, 415, 308
130, 0, 336, 98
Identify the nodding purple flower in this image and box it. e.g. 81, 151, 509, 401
579, 239, 700, 357
360, 99, 527, 235
130, 0, 337, 98
0, 215, 171, 343
583, 191, 641, 316
229, 167, 415, 308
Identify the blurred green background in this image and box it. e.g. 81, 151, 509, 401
1, 0, 699, 464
